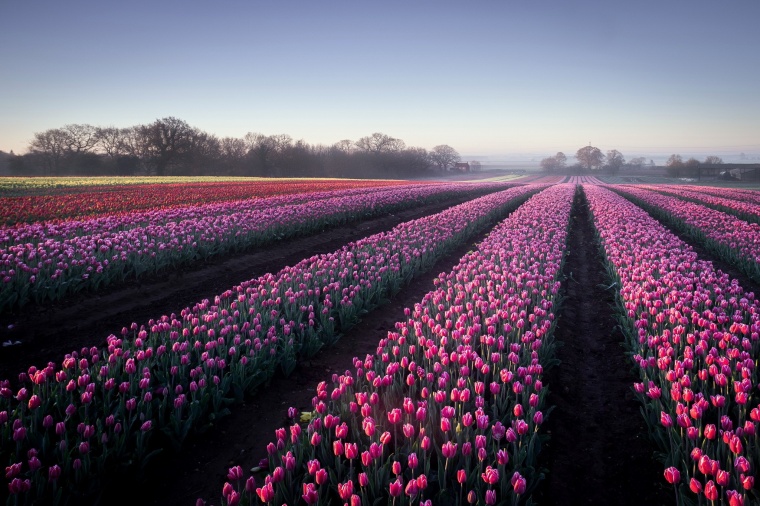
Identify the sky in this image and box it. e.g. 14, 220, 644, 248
1, 0, 759, 160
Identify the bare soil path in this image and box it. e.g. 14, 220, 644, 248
538, 189, 670, 505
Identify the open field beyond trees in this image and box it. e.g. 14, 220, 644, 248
1, 176, 759, 506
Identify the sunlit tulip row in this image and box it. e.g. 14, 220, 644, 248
0, 184, 539, 504
0, 182, 511, 313
220, 184, 575, 506
0, 179, 412, 224
636, 185, 760, 225
612, 185, 760, 283
0, 176, 283, 194
584, 185, 760, 505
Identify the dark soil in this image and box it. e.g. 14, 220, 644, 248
537, 191, 671, 506
104, 218, 496, 506
8, 186, 739, 506
0, 195, 476, 380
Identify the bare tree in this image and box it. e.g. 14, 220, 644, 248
627, 157, 647, 168
704, 155, 723, 165
270, 134, 293, 152
120, 125, 150, 160
605, 149, 625, 173
575, 145, 605, 171
401, 147, 430, 175
333, 139, 355, 154
244, 133, 279, 176
144, 117, 195, 176
29, 128, 70, 174
666, 154, 683, 167
541, 152, 567, 173
61, 124, 99, 153
95, 126, 126, 157
355, 133, 405, 155
555, 152, 567, 169
540, 157, 558, 173
429, 144, 460, 172
470, 160, 482, 172
220, 136, 247, 160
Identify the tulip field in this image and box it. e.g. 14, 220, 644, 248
0, 178, 759, 505
0, 181, 510, 313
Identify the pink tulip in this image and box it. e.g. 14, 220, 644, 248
442, 441, 457, 459
511, 472, 526, 494
389, 478, 403, 497
664, 467, 680, 484
481, 466, 499, 485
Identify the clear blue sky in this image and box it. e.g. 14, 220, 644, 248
1, 0, 758, 159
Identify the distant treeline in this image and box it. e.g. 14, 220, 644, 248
6, 117, 468, 179
540, 146, 733, 178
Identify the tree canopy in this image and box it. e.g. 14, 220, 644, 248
13, 119, 456, 178
575, 145, 605, 171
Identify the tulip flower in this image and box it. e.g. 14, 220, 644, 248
664, 466, 680, 484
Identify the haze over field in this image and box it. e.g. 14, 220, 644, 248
1, 0, 759, 160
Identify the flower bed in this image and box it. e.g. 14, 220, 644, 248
0, 179, 414, 224
636, 185, 760, 225
585, 184, 760, 506
612, 185, 760, 284
680, 186, 760, 206
221, 184, 575, 505
0, 182, 511, 313
0, 184, 540, 504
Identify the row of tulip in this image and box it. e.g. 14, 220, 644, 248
220, 184, 575, 506
636, 185, 760, 225
0, 179, 411, 225
2, 184, 431, 244
0, 182, 510, 313
680, 186, 760, 206
565, 176, 603, 184
0, 176, 296, 195
0, 184, 540, 504
612, 185, 760, 284
584, 184, 760, 505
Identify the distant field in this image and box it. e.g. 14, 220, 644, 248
462, 173, 525, 182
0, 175, 399, 197
0, 177, 414, 223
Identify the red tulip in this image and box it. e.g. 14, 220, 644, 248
664, 467, 680, 484
704, 480, 719, 501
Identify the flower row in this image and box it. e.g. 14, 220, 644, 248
0, 184, 540, 504
680, 185, 760, 206
0, 182, 509, 313
637, 185, 760, 225
221, 184, 575, 506
584, 184, 760, 505
2, 184, 426, 244
0, 179, 410, 224
613, 185, 760, 282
